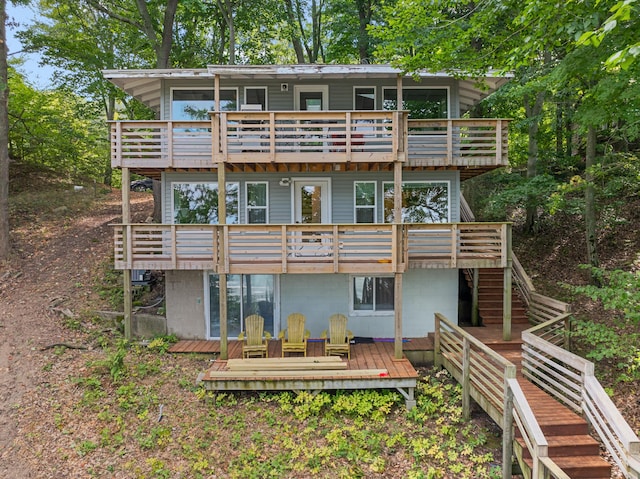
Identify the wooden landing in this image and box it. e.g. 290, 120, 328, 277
195, 340, 420, 409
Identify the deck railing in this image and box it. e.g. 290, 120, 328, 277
523, 319, 640, 478
113, 222, 509, 273
109, 116, 509, 169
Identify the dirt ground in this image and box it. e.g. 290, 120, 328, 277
0, 190, 153, 477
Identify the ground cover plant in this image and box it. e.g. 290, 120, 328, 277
18, 334, 503, 478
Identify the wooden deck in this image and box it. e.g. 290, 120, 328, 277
176, 339, 422, 409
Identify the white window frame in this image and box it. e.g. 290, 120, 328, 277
349, 275, 395, 316
381, 86, 450, 119
170, 87, 239, 119
293, 85, 329, 110
171, 181, 240, 224
245, 181, 269, 224
382, 180, 451, 223
243, 86, 268, 111
353, 181, 377, 223
353, 86, 377, 110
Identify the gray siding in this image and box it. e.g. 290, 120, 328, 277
160, 77, 461, 119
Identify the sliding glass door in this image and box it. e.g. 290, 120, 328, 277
208, 274, 276, 339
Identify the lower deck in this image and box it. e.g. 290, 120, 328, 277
181, 339, 425, 409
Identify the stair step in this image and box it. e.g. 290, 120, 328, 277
522, 455, 611, 478
516, 435, 601, 458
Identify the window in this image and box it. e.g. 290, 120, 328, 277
352, 276, 395, 313
383, 181, 450, 223
354, 181, 376, 223
354, 87, 376, 110
172, 182, 239, 224
382, 88, 449, 119
246, 182, 268, 224
244, 87, 267, 111
171, 88, 237, 120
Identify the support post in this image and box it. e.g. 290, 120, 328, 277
503, 225, 512, 341
121, 167, 132, 340
394, 272, 403, 360
471, 268, 479, 326
502, 365, 516, 479
462, 337, 470, 420
217, 158, 228, 360
434, 314, 441, 368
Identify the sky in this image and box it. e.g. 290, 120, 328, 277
6, 2, 56, 88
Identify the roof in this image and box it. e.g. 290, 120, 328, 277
102, 64, 511, 112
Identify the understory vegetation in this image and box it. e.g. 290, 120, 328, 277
38, 336, 502, 479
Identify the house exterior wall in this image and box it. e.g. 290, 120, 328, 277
165, 270, 206, 339
159, 77, 460, 118
163, 170, 460, 224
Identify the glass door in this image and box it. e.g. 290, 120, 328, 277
293, 179, 330, 224
208, 274, 276, 339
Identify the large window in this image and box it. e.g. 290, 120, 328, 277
383, 88, 449, 119
383, 181, 450, 223
172, 182, 239, 224
244, 87, 267, 111
246, 182, 268, 224
354, 181, 376, 223
171, 88, 238, 120
209, 274, 275, 338
352, 276, 394, 313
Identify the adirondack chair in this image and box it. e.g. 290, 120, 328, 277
238, 314, 271, 358
278, 313, 310, 357
321, 313, 354, 359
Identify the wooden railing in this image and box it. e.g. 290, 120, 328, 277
113, 222, 510, 273
523, 319, 640, 478
407, 119, 509, 167
109, 116, 509, 169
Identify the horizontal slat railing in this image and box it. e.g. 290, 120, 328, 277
110, 116, 509, 169
113, 222, 509, 273
524, 318, 640, 478
218, 110, 398, 164
407, 119, 509, 167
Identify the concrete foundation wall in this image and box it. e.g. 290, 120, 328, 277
165, 270, 205, 339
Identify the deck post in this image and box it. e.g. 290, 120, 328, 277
394, 272, 403, 359
434, 313, 441, 368
121, 167, 132, 340
462, 337, 470, 420
503, 225, 512, 341
502, 365, 516, 479
471, 268, 479, 326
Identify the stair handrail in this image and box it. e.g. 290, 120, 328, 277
507, 377, 571, 479
524, 317, 640, 478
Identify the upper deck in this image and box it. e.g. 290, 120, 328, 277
110, 112, 508, 179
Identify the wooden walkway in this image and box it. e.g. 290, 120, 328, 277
182, 339, 424, 409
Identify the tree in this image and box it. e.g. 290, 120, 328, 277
0, 0, 9, 260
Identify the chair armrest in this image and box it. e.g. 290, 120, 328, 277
304, 330, 311, 339
238, 331, 245, 340
265, 332, 272, 341
320, 330, 327, 339
278, 330, 285, 340
347, 330, 354, 340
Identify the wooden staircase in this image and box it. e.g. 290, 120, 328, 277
465, 268, 612, 479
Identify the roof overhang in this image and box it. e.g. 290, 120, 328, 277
102, 64, 511, 113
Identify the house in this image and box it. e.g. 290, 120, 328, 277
104, 64, 512, 359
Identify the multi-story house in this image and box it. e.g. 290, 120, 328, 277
104, 64, 511, 360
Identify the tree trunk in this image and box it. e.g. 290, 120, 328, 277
356, 0, 372, 63
585, 124, 599, 275
218, 0, 236, 64
523, 90, 545, 233
135, 0, 178, 69
0, 0, 10, 259
284, 0, 306, 63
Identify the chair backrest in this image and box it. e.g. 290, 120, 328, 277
328, 313, 348, 345
286, 313, 306, 342
244, 314, 265, 346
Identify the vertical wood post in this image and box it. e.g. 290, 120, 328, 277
434, 314, 441, 368
394, 272, 403, 359
503, 225, 512, 341
502, 365, 516, 479
215, 77, 228, 359
471, 268, 480, 327
462, 337, 471, 420
121, 167, 132, 340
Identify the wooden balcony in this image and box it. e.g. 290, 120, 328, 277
110, 114, 509, 172
113, 222, 510, 273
